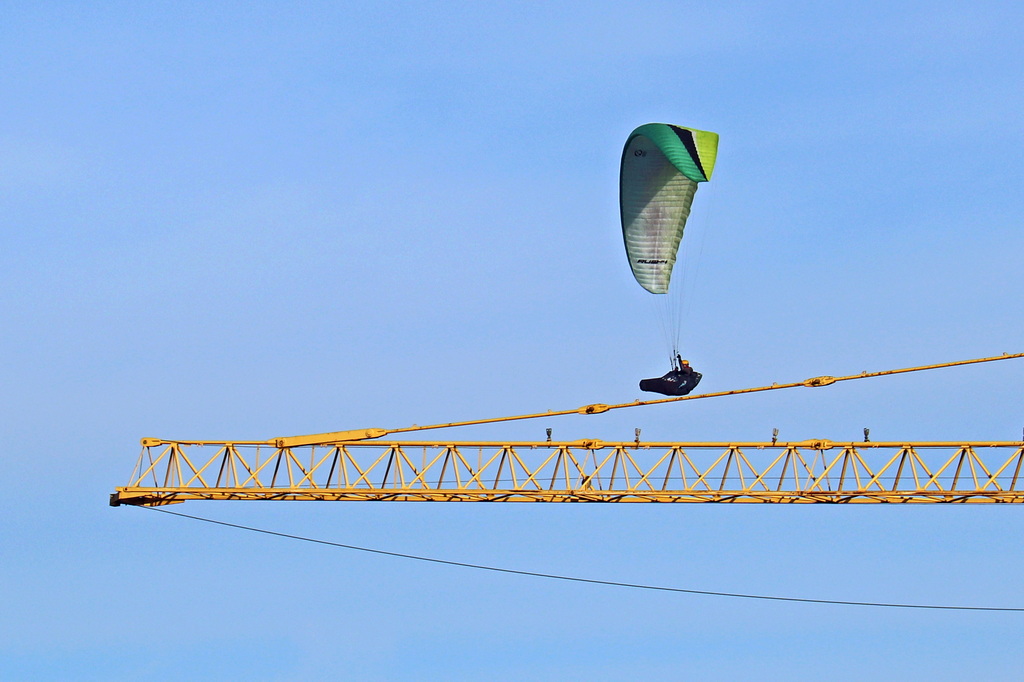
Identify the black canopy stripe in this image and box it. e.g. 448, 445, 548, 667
668, 125, 706, 180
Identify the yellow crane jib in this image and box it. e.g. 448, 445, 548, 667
114, 352, 1024, 507
113, 440, 1024, 505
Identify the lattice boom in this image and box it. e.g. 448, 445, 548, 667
110, 441, 1024, 505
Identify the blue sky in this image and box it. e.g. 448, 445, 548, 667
3, 2, 1024, 679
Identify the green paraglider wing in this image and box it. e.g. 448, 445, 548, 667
620, 123, 718, 294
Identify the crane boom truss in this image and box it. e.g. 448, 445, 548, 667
111, 440, 1024, 506
111, 353, 1024, 506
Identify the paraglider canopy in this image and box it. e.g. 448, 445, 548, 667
620, 123, 719, 294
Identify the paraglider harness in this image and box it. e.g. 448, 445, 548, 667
639, 354, 702, 396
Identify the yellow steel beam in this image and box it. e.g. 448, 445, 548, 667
111, 440, 1024, 506
254, 352, 1023, 447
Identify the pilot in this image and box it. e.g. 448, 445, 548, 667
640, 357, 702, 396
